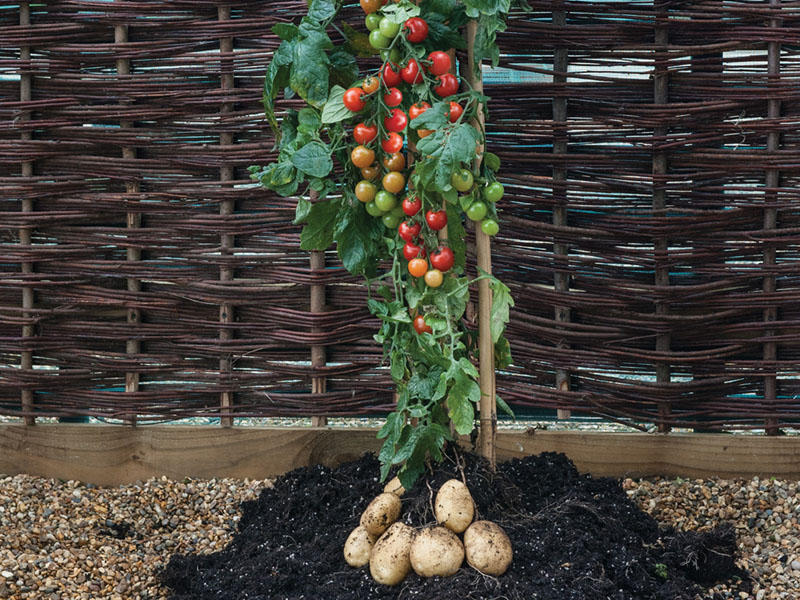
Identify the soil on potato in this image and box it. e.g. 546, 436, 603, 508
162, 449, 749, 599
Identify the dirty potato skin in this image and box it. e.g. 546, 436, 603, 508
369, 522, 415, 585
409, 526, 465, 577
434, 479, 475, 534
463, 520, 513, 576
343, 525, 377, 567
360, 492, 402, 536
383, 476, 406, 496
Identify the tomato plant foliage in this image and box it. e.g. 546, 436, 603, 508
251, 0, 523, 489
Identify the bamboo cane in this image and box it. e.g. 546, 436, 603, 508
465, 20, 496, 468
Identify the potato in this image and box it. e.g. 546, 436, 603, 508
343, 525, 377, 567
369, 522, 415, 586
383, 476, 405, 496
409, 526, 464, 577
434, 479, 474, 533
360, 492, 402, 537
463, 520, 513, 576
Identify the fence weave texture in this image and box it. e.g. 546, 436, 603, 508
2, 0, 799, 430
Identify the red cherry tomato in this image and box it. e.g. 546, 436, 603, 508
447, 101, 463, 123
381, 63, 401, 88
343, 87, 366, 111
398, 220, 421, 242
425, 210, 447, 231
403, 241, 426, 261
353, 122, 378, 145
381, 131, 404, 154
413, 315, 432, 334
400, 59, 423, 85
404, 17, 429, 43
384, 88, 402, 107
430, 246, 455, 272
402, 195, 421, 216
433, 73, 459, 98
427, 51, 452, 76
383, 108, 408, 133
408, 101, 431, 121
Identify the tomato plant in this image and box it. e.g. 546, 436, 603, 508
253, 0, 516, 490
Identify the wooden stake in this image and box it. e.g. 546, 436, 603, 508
310, 246, 327, 427
466, 20, 496, 468
20, 1, 35, 426
116, 23, 141, 427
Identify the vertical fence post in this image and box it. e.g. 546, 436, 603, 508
763, 0, 782, 435
19, 1, 35, 426
310, 246, 327, 427
466, 20, 495, 468
116, 23, 141, 426
653, 7, 671, 432
552, 2, 571, 420
218, 6, 235, 427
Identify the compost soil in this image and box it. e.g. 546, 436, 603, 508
162, 449, 749, 600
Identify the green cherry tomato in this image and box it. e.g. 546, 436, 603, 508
374, 190, 397, 212
368, 30, 390, 49
484, 182, 505, 203
389, 205, 405, 219
466, 201, 488, 222
365, 13, 382, 31
480, 218, 499, 236
365, 201, 384, 217
378, 17, 401, 38
451, 169, 474, 193
382, 212, 402, 229
380, 48, 402, 63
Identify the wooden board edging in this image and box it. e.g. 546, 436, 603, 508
1, 424, 799, 486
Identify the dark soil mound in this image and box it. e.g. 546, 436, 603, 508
162, 449, 749, 600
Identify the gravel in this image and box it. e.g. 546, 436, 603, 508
0, 470, 797, 599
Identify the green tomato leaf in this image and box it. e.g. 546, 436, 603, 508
489, 276, 514, 344
329, 48, 360, 89
380, 2, 421, 24
272, 23, 300, 41
448, 371, 480, 435
494, 335, 513, 369
497, 393, 515, 418
462, 0, 510, 17
294, 198, 312, 226
299, 199, 337, 250
417, 123, 481, 190
409, 102, 449, 130
445, 204, 466, 273
391, 350, 406, 381
290, 26, 333, 107
334, 200, 384, 276
307, 0, 338, 22
297, 107, 321, 134
341, 22, 378, 58
291, 141, 333, 178
320, 86, 350, 124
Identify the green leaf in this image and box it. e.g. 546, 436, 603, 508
497, 394, 515, 418
307, 0, 338, 22
367, 298, 389, 317
272, 23, 300, 41
341, 22, 378, 58
445, 205, 466, 273
409, 102, 449, 130
391, 350, 406, 381
299, 199, 337, 250
320, 86, 350, 124
458, 357, 479, 378
489, 276, 514, 343
297, 107, 321, 134
473, 13, 507, 71
417, 123, 481, 190
380, 2, 421, 24
494, 335, 513, 369
291, 141, 333, 178
290, 26, 333, 107
448, 371, 480, 435
462, 0, 510, 17
334, 201, 384, 276
422, 12, 467, 50
484, 152, 501, 172
329, 48, 360, 89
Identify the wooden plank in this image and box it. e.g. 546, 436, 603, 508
2, 425, 800, 486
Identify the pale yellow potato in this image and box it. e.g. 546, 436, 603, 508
343, 525, 377, 567
360, 492, 402, 537
434, 479, 475, 533
463, 520, 513, 576
383, 476, 406, 496
369, 522, 415, 586
409, 526, 465, 577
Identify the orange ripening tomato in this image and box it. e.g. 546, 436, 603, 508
361, 164, 380, 181
407, 258, 428, 278
382, 171, 405, 194
355, 180, 377, 203
360, 0, 382, 14
417, 129, 434, 139
383, 152, 406, 171
361, 76, 380, 94
424, 268, 443, 288
351, 145, 375, 169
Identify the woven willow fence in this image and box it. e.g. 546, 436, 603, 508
1, 1, 798, 431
